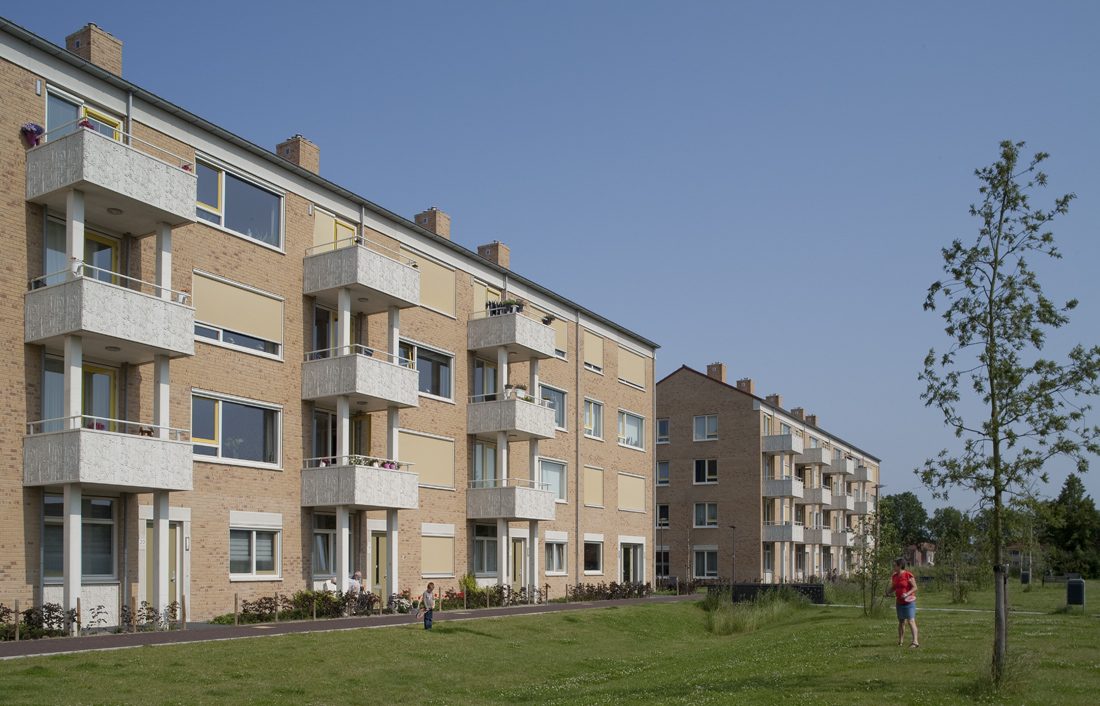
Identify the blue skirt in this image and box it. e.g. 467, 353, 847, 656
896, 601, 916, 620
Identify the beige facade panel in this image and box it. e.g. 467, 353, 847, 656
472, 281, 502, 314
583, 466, 604, 507
582, 329, 604, 369
402, 247, 454, 315
617, 347, 646, 388
399, 431, 454, 488
192, 273, 283, 343
421, 535, 455, 576
529, 305, 568, 353
618, 473, 645, 512
312, 209, 353, 251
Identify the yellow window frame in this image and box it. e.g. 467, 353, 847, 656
84, 230, 120, 284
192, 396, 220, 446
81, 363, 118, 431
196, 161, 223, 215
334, 218, 356, 245
82, 107, 122, 141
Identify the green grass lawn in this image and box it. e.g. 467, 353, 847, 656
2, 598, 1098, 705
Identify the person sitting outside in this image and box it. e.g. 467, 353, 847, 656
347, 571, 363, 595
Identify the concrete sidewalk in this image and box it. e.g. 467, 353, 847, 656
0, 593, 698, 660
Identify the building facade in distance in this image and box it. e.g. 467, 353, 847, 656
0, 20, 657, 625
655, 364, 880, 584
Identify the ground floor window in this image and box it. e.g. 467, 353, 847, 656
311, 513, 357, 577
545, 542, 566, 575
230, 528, 280, 578
693, 549, 718, 579
473, 524, 497, 575
43, 495, 116, 580
583, 541, 602, 573
655, 550, 670, 577
764, 543, 774, 573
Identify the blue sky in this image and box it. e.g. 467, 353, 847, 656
8, 1, 1100, 512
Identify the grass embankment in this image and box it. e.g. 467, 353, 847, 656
1, 596, 1098, 704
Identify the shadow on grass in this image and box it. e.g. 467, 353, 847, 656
430, 625, 500, 639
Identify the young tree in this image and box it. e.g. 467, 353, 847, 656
919, 141, 1100, 683
853, 503, 901, 616
928, 506, 978, 602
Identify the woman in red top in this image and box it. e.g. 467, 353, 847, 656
886, 558, 919, 647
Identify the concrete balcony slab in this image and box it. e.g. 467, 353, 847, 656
467, 311, 555, 361
301, 464, 419, 510
302, 351, 419, 411
466, 483, 556, 521
303, 242, 420, 315
24, 428, 192, 492
467, 397, 557, 441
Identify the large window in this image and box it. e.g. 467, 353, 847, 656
656, 461, 670, 486
540, 459, 567, 502
545, 542, 566, 575
312, 514, 336, 576
657, 504, 670, 528
693, 415, 718, 441
656, 550, 670, 578
473, 524, 498, 575
192, 393, 280, 465
656, 418, 669, 444
618, 410, 645, 450
694, 549, 718, 579
584, 399, 603, 439
472, 441, 497, 485
230, 528, 280, 578
43, 495, 116, 580
540, 385, 567, 429
694, 459, 718, 485
583, 541, 603, 573
694, 502, 718, 528
192, 273, 284, 359
401, 341, 452, 399
46, 89, 121, 141
196, 160, 283, 248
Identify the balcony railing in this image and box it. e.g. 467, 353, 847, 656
763, 433, 804, 455
302, 236, 420, 313
466, 476, 556, 521
303, 454, 413, 471
27, 415, 189, 440
301, 345, 419, 410
303, 344, 414, 368
467, 392, 557, 440
468, 476, 550, 491
36, 118, 195, 171
30, 263, 192, 304
305, 234, 418, 266
300, 455, 419, 510
467, 307, 556, 360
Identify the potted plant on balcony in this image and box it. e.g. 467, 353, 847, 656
541, 313, 556, 325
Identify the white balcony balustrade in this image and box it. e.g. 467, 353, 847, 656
763, 433, 804, 456
303, 237, 420, 314
466, 477, 556, 521
467, 307, 556, 361
300, 455, 419, 510
467, 391, 557, 441
302, 346, 419, 411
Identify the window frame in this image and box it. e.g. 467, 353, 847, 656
544, 542, 567, 576
539, 384, 568, 431
42, 494, 117, 583
617, 409, 646, 451
229, 527, 282, 581
693, 549, 719, 579
583, 398, 604, 440
655, 549, 670, 578
656, 418, 670, 444
473, 523, 498, 577
656, 504, 670, 528
45, 86, 123, 142
693, 502, 719, 528
540, 457, 568, 503
194, 156, 286, 252
191, 390, 283, 469
656, 461, 670, 487
583, 541, 603, 574
400, 339, 454, 402
693, 459, 718, 485
693, 414, 719, 441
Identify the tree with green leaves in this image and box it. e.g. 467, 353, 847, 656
879, 492, 929, 549
853, 503, 901, 616
919, 140, 1100, 683
928, 506, 978, 602
1041, 474, 1100, 577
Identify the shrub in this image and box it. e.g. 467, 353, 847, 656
703, 588, 808, 636
565, 582, 651, 601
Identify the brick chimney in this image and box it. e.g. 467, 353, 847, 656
276, 134, 320, 174
806, 414, 819, 427
477, 241, 510, 268
791, 407, 805, 420
735, 378, 755, 395
415, 207, 451, 240
66, 24, 123, 76
706, 362, 727, 383
765, 393, 783, 408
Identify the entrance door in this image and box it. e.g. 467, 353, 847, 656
145, 521, 181, 606
511, 538, 525, 586
372, 532, 388, 596
621, 543, 643, 583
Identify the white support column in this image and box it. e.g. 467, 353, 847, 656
497, 518, 509, 588
388, 306, 400, 359
496, 431, 509, 483
496, 346, 508, 392
528, 520, 539, 600
153, 491, 170, 613
529, 440, 539, 489
63, 335, 83, 430
529, 358, 540, 400
153, 355, 170, 439
336, 506, 351, 591
336, 396, 350, 461
387, 408, 399, 462
155, 222, 172, 299
338, 287, 352, 355
62, 483, 81, 633
385, 509, 399, 599
66, 189, 85, 275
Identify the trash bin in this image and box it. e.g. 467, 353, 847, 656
1067, 578, 1085, 606
1020, 570, 1030, 585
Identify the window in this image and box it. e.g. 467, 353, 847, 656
618, 410, 645, 450
583, 542, 603, 573
617, 347, 647, 388
545, 542, 566, 575
541, 459, 567, 502
618, 473, 647, 512
764, 543, 774, 572
583, 466, 604, 507
656, 550, 670, 578
473, 524, 497, 575
657, 504, 669, 528
540, 385, 566, 429
46, 89, 121, 141
401, 247, 455, 316
230, 528, 280, 578
694, 549, 718, 578
421, 534, 455, 578
401, 341, 452, 399
312, 514, 336, 576
472, 441, 497, 485
694, 503, 718, 528
400, 431, 455, 488
693, 415, 718, 441
43, 495, 116, 579
43, 218, 120, 286
584, 399, 603, 439
582, 330, 604, 373
781, 423, 791, 435
196, 160, 283, 248
472, 359, 497, 400
694, 459, 718, 484
192, 273, 284, 358
656, 418, 669, 444
192, 393, 280, 466
656, 461, 670, 486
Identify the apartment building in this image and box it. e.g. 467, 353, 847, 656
0, 19, 657, 626
655, 364, 880, 583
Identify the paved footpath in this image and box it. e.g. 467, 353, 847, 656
0, 593, 698, 660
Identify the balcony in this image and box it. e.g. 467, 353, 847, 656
794, 447, 832, 467
854, 464, 874, 483
303, 237, 420, 315
763, 433, 804, 456
830, 493, 855, 513
24, 416, 192, 492
763, 477, 804, 499
799, 486, 833, 506
763, 521, 804, 543
832, 530, 854, 548
825, 457, 855, 476
467, 478, 556, 521
26, 124, 196, 235
467, 394, 557, 441
854, 497, 876, 515
467, 309, 556, 361
302, 346, 419, 412
300, 455, 419, 510
803, 527, 832, 545
26, 268, 194, 363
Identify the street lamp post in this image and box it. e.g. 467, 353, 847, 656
728, 524, 737, 587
